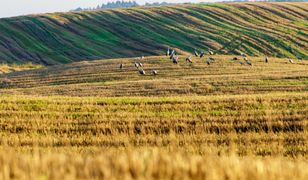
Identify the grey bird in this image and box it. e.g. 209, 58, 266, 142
208, 57, 215, 61
139, 69, 146, 75
232, 57, 239, 60
119, 64, 123, 69
244, 57, 248, 62
288, 58, 294, 64
296, 55, 302, 60
152, 70, 158, 76
172, 56, 179, 64
200, 52, 205, 58
186, 55, 193, 63
239, 61, 244, 65
167, 48, 170, 56
169, 50, 175, 59
134, 62, 139, 68
241, 53, 247, 57
169, 54, 174, 60
246, 61, 252, 66
205, 60, 210, 65
138, 62, 143, 67
265, 57, 269, 63
194, 49, 199, 57
208, 50, 214, 55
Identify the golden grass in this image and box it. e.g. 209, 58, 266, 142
0, 63, 42, 74
0, 92, 307, 156
1, 149, 308, 179
0, 55, 307, 179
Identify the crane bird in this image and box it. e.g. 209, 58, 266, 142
172, 56, 179, 64
246, 61, 252, 66
167, 48, 170, 56
134, 62, 139, 68
200, 52, 205, 58
296, 55, 302, 60
205, 60, 210, 65
232, 57, 239, 60
265, 57, 269, 63
169, 50, 175, 59
138, 62, 143, 67
119, 64, 123, 69
241, 53, 247, 57
186, 55, 193, 63
208, 57, 215, 61
152, 70, 158, 76
288, 58, 294, 64
208, 50, 214, 55
194, 49, 199, 57
239, 61, 244, 65
243, 57, 248, 62
139, 69, 146, 75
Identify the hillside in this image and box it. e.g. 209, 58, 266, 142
0, 2, 307, 65
0, 55, 307, 96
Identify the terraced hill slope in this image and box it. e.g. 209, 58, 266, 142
0, 2, 307, 65
0, 55, 307, 96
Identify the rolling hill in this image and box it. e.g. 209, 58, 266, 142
0, 55, 307, 96
0, 2, 307, 65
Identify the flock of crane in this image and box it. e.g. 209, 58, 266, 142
119, 47, 303, 76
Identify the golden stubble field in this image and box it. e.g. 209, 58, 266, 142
0, 55, 307, 179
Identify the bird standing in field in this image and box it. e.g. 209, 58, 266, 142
296, 55, 302, 61
246, 61, 252, 66
119, 64, 123, 69
205, 60, 210, 65
232, 57, 239, 60
288, 58, 294, 64
194, 49, 199, 57
169, 50, 175, 59
186, 55, 193, 63
139, 68, 145, 75
239, 61, 244, 65
134, 62, 139, 68
167, 48, 170, 56
241, 53, 247, 57
172, 56, 179, 64
265, 57, 269, 63
138, 62, 143, 67
208, 57, 215, 61
152, 70, 158, 76
200, 52, 205, 58
244, 57, 252, 65
208, 50, 214, 55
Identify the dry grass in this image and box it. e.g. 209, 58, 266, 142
0, 92, 307, 156
1, 150, 308, 180
0, 63, 42, 74
0, 55, 307, 179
